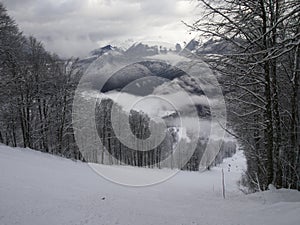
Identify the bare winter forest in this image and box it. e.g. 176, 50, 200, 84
0, 1, 300, 224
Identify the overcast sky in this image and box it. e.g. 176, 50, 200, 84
2, 0, 199, 58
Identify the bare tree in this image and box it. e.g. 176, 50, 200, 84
189, 0, 300, 190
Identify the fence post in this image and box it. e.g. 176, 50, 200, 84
222, 168, 226, 199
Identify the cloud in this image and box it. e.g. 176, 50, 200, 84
140, 0, 176, 15
2, 0, 198, 58
103, 90, 210, 117
1, 0, 36, 8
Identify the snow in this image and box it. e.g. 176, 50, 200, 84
177, 127, 191, 143
1, 144, 300, 225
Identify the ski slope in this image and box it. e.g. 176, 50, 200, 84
0, 144, 300, 225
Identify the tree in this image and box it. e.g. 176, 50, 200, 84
190, 0, 300, 190
0, 3, 83, 160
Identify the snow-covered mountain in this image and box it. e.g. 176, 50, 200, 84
78, 44, 124, 67
79, 41, 184, 66
77, 40, 213, 129
101, 61, 188, 95
79, 41, 207, 97
90, 45, 124, 57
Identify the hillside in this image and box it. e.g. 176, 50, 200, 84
1, 145, 300, 225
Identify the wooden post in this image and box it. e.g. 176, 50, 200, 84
222, 168, 226, 199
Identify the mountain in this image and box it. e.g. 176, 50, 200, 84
79, 42, 209, 94
90, 45, 124, 57
80, 42, 183, 67
102, 61, 187, 95
77, 44, 123, 68
77, 41, 213, 121
185, 39, 200, 51
125, 43, 159, 57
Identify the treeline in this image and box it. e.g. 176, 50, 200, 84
0, 3, 82, 159
192, 0, 300, 190
94, 98, 174, 168
91, 98, 237, 171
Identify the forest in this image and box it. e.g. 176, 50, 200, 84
191, 0, 300, 190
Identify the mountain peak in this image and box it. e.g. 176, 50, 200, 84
89, 44, 121, 57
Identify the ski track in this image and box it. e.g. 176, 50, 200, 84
0, 145, 300, 225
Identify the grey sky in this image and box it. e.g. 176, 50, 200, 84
2, 0, 199, 58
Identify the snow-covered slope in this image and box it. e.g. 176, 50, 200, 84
1, 145, 300, 225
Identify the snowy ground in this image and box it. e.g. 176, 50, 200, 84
1, 144, 300, 225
